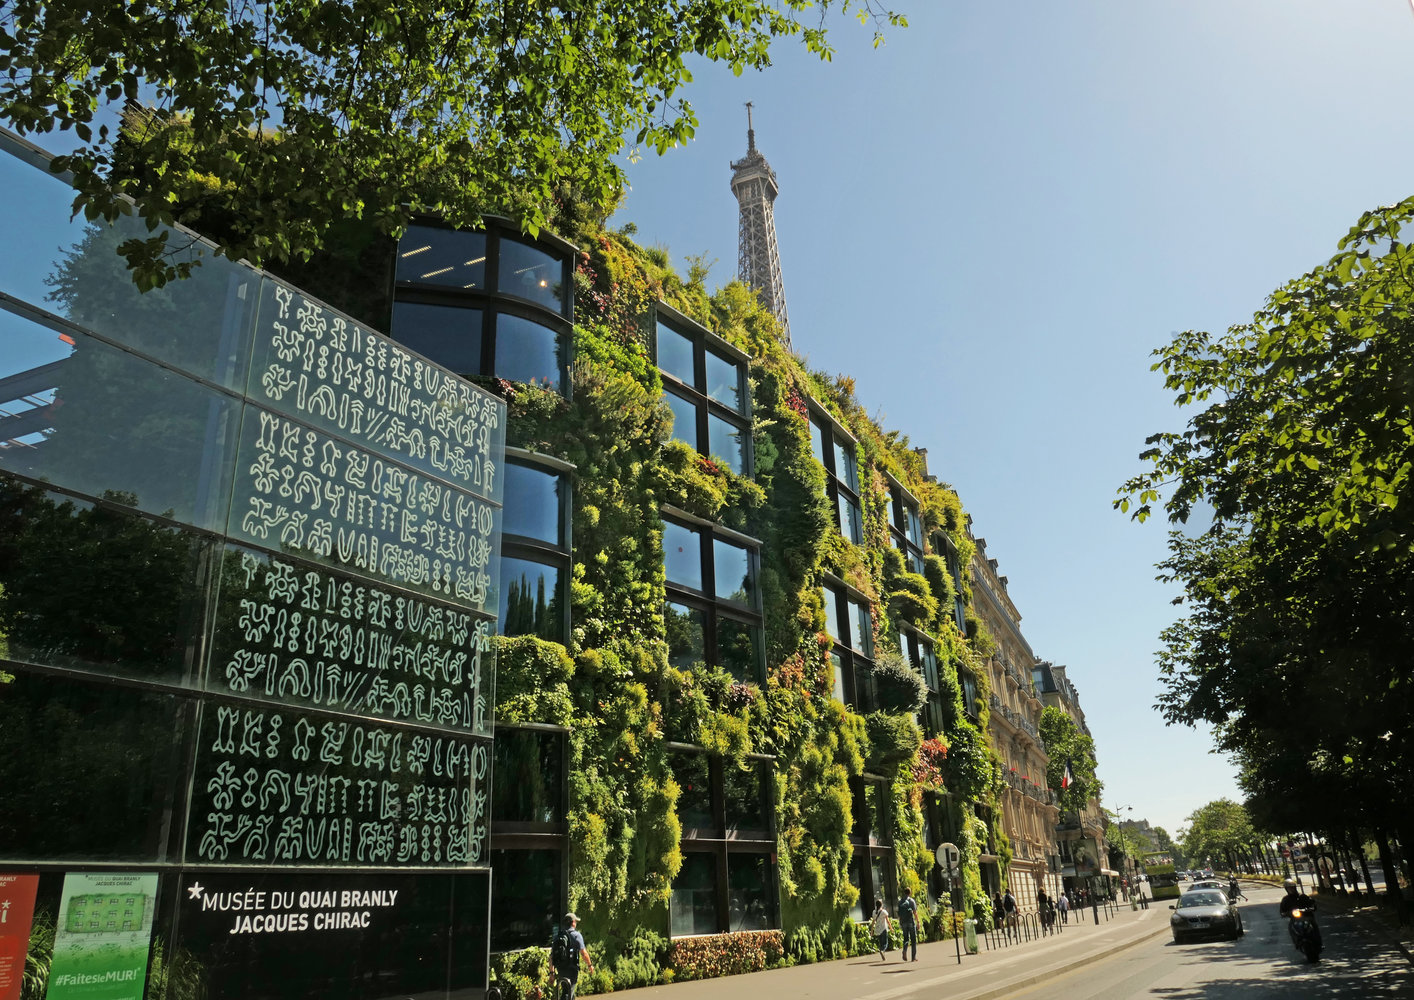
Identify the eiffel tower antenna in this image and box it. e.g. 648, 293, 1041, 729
730, 103, 791, 348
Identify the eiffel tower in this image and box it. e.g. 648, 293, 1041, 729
730, 103, 792, 348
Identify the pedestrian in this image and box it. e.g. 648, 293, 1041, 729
1058, 890, 1070, 924
550, 912, 595, 1000
897, 886, 919, 962
992, 892, 1005, 934
870, 898, 892, 962
1002, 887, 1018, 941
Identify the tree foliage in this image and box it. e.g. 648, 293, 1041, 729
1039, 706, 1100, 813
0, 0, 903, 287
1177, 799, 1254, 869
1117, 197, 1414, 859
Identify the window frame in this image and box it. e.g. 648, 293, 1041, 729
822, 578, 875, 713
499, 448, 574, 645
808, 403, 862, 546
653, 302, 753, 478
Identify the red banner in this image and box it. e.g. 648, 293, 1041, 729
0, 873, 40, 1000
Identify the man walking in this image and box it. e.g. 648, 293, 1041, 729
1057, 890, 1070, 924
1002, 887, 1018, 941
551, 912, 595, 999
897, 886, 919, 962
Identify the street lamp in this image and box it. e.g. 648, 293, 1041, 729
1110, 804, 1135, 886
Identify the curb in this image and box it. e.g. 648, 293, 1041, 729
954, 918, 1172, 1000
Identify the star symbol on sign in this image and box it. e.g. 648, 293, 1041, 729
187, 883, 205, 900
2, 900, 10, 911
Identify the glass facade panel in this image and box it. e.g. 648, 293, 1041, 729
666, 601, 706, 671
499, 556, 563, 642
712, 538, 752, 605
822, 587, 842, 645
498, 237, 565, 313
503, 462, 562, 544
867, 782, 892, 844
492, 729, 563, 824
396, 225, 488, 289
0, 311, 239, 530
830, 650, 846, 704
663, 521, 703, 591
728, 854, 776, 931
906, 507, 923, 549
833, 440, 858, 492
495, 313, 561, 390
671, 853, 719, 937
724, 762, 768, 831
837, 493, 862, 544
489, 849, 560, 953
0, 671, 186, 860
0, 476, 210, 680
663, 388, 698, 450
848, 856, 866, 921
809, 417, 828, 467
389, 301, 483, 375
849, 598, 873, 655
673, 754, 714, 830
716, 618, 761, 684
704, 351, 743, 411
871, 854, 893, 908
920, 640, 940, 690
707, 411, 745, 475
656, 321, 696, 385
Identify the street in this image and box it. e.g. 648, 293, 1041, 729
1006, 883, 1414, 1000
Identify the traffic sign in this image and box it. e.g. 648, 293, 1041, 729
936, 842, 960, 871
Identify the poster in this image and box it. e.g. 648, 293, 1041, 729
45, 873, 157, 1000
0, 874, 39, 1000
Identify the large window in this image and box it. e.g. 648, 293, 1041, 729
500, 451, 573, 645
655, 305, 752, 477
669, 749, 777, 937
822, 581, 874, 711
809, 408, 862, 545
900, 628, 946, 737
393, 222, 572, 393
888, 480, 925, 574
848, 775, 895, 919
663, 513, 763, 684
489, 727, 568, 950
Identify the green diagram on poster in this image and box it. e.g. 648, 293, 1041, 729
46, 873, 157, 1000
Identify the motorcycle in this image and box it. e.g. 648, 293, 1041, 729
1287, 904, 1322, 963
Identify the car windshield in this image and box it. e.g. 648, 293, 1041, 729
1180, 892, 1225, 908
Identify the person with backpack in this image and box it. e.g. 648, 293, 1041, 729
1002, 887, 1018, 941
551, 912, 594, 999
896, 886, 919, 962
869, 898, 892, 962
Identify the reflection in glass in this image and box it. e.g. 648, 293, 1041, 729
867, 782, 892, 844
920, 640, 940, 690
728, 854, 776, 931
822, 587, 842, 645
499, 556, 563, 642
833, 440, 858, 492
656, 322, 696, 384
906, 507, 923, 549
707, 412, 745, 475
809, 417, 827, 468
663, 389, 698, 450
495, 313, 562, 391
0, 311, 238, 530
665, 602, 706, 670
498, 237, 565, 314
0, 670, 185, 860
871, 854, 893, 909
961, 671, 980, 717
837, 493, 862, 545
490, 849, 561, 952
712, 538, 752, 605
396, 225, 488, 289
671, 853, 719, 937
492, 729, 563, 824
831, 650, 846, 704
704, 351, 743, 411
848, 855, 866, 921
724, 762, 767, 831
850, 598, 873, 656
503, 462, 562, 545
716, 618, 761, 684
0, 475, 208, 679
662, 521, 703, 591
672, 753, 714, 831
389, 301, 483, 375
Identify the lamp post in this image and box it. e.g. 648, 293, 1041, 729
1110, 804, 1135, 892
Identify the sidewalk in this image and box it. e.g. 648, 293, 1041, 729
616, 902, 1169, 1000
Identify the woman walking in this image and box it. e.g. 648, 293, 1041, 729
870, 898, 892, 962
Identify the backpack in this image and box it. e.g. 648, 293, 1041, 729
552, 929, 576, 968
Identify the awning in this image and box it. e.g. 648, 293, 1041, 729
1100, 868, 1119, 876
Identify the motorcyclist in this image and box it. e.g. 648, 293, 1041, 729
1278, 877, 1313, 918
1227, 876, 1241, 901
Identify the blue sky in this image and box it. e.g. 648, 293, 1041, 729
610, 1, 1414, 839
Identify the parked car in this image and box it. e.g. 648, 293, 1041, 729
1170, 890, 1244, 943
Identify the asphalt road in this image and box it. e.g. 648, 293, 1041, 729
1007, 884, 1414, 1000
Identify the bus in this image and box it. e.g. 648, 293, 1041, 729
1144, 857, 1181, 901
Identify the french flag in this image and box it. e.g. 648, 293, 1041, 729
1062, 760, 1074, 790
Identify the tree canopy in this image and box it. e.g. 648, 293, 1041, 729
0, 0, 903, 287
1117, 197, 1414, 867
1178, 798, 1254, 870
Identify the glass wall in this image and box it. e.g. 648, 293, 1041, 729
810, 410, 862, 545
662, 517, 764, 685
654, 307, 751, 477
0, 130, 503, 997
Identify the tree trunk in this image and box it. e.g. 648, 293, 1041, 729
1358, 839, 1376, 896
1374, 829, 1408, 925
